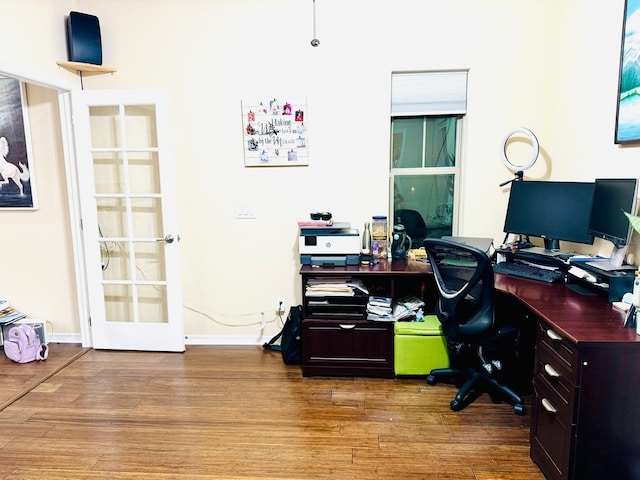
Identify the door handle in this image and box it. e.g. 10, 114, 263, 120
156, 234, 180, 244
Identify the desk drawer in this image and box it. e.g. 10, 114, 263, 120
534, 341, 578, 409
301, 319, 394, 377
536, 321, 579, 379
530, 380, 576, 480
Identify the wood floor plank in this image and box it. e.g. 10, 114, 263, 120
0, 346, 546, 479
0, 344, 87, 411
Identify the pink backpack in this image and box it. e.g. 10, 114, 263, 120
3, 324, 48, 363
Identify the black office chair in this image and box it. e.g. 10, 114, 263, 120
395, 209, 428, 246
423, 238, 525, 415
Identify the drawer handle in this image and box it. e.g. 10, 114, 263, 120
546, 328, 563, 342
541, 398, 558, 413
544, 364, 560, 378
338, 324, 356, 330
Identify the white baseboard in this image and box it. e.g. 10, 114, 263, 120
185, 335, 268, 346
42, 334, 268, 347
47, 333, 83, 344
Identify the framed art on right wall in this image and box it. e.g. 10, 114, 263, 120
615, 0, 640, 144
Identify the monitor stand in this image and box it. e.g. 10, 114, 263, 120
585, 260, 636, 272
520, 246, 562, 257
519, 238, 564, 257
585, 245, 636, 271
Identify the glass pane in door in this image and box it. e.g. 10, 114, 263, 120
125, 105, 157, 148
89, 106, 122, 148
129, 152, 160, 194
137, 284, 168, 324
104, 284, 134, 322
100, 239, 130, 281
134, 242, 166, 282
93, 151, 125, 194
131, 197, 164, 238
96, 197, 128, 237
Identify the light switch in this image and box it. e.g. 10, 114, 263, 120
235, 204, 257, 219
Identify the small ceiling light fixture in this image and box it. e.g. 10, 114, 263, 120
310, 0, 320, 47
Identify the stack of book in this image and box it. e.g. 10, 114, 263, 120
0, 300, 26, 327
366, 296, 393, 321
367, 295, 426, 322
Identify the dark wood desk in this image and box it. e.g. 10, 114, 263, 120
495, 274, 640, 480
300, 260, 640, 480
495, 274, 638, 344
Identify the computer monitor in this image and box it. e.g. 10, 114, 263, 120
503, 180, 595, 251
586, 178, 639, 269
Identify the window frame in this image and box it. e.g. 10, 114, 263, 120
389, 116, 463, 238
389, 70, 467, 241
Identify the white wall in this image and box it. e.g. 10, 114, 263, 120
0, 0, 79, 340
0, 0, 635, 344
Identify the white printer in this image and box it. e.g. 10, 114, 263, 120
299, 222, 360, 266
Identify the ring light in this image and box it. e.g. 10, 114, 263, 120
501, 127, 539, 172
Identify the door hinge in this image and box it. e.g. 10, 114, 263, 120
88, 316, 92, 326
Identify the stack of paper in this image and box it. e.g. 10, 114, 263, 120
0, 300, 26, 326
367, 295, 426, 322
397, 296, 425, 312
305, 277, 369, 297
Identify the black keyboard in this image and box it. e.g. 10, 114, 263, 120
493, 261, 564, 283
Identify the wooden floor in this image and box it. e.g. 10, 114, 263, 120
0, 346, 546, 480
0, 343, 88, 411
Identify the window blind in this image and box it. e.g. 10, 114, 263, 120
391, 70, 468, 116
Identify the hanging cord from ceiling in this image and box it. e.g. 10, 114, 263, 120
311, 0, 320, 47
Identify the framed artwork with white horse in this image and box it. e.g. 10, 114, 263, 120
0, 77, 37, 209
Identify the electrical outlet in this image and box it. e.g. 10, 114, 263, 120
275, 297, 286, 315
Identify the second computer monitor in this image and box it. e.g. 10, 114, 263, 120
503, 180, 595, 250
586, 178, 638, 269
588, 178, 638, 247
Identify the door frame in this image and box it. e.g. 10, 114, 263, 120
0, 64, 93, 347
60, 90, 93, 347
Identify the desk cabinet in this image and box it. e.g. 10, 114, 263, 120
299, 260, 433, 378
529, 315, 640, 480
495, 274, 640, 480
530, 320, 579, 480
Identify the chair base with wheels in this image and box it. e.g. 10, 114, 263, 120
427, 364, 525, 415
426, 330, 526, 415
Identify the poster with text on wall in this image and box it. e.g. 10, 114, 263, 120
241, 97, 308, 167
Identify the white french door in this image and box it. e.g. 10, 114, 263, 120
71, 89, 185, 352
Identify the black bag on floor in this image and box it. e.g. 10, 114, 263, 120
263, 305, 302, 365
